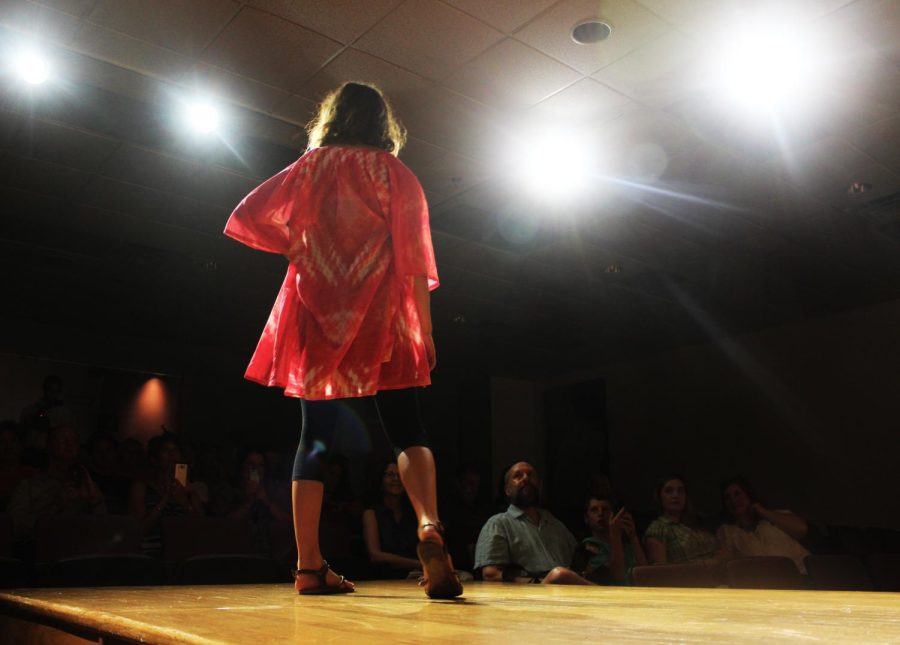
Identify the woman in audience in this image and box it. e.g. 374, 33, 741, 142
129, 432, 203, 557
644, 475, 722, 565
362, 462, 421, 579
574, 496, 647, 585
717, 475, 810, 573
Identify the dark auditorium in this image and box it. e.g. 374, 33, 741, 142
1, 0, 899, 642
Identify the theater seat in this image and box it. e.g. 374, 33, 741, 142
726, 556, 804, 589
33, 515, 159, 586
804, 554, 873, 591
865, 553, 900, 592
161, 517, 287, 584
631, 563, 718, 588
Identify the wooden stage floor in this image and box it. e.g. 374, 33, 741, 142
2, 581, 899, 644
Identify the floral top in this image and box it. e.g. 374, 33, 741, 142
644, 515, 718, 564
224, 146, 439, 399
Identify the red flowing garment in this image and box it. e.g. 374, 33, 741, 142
224, 146, 439, 400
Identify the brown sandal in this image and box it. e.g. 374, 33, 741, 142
292, 561, 354, 595
417, 522, 463, 599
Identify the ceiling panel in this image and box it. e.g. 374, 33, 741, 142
445, 38, 582, 110
592, 30, 701, 108
529, 77, 636, 124
353, 0, 503, 80
441, 0, 557, 34
246, 0, 403, 45
87, 0, 240, 57
515, 0, 670, 75
201, 7, 342, 94
299, 47, 431, 107
68, 21, 192, 80
0, 1, 83, 43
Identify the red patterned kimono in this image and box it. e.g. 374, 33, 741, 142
224, 146, 439, 400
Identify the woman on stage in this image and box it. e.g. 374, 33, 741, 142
224, 82, 461, 599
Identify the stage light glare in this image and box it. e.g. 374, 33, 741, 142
513, 133, 594, 200
12, 49, 51, 85
184, 99, 221, 134
713, 19, 819, 112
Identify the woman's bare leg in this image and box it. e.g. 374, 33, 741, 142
397, 446, 442, 542
292, 479, 354, 590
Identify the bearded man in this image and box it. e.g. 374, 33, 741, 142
474, 461, 592, 585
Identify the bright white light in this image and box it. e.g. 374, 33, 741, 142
13, 49, 51, 85
512, 132, 595, 201
184, 99, 221, 134
712, 16, 821, 112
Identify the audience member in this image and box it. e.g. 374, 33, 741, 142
117, 437, 149, 482
129, 432, 203, 557
362, 462, 420, 579
85, 432, 131, 514
8, 425, 105, 542
474, 461, 591, 584
228, 447, 291, 554
0, 422, 34, 512
573, 496, 648, 585
644, 475, 722, 565
717, 475, 810, 573
321, 452, 364, 524
19, 375, 73, 465
443, 466, 491, 573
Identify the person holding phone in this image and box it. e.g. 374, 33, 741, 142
224, 82, 459, 598
129, 432, 203, 557
574, 496, 647, 585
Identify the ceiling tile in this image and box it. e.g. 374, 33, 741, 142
184, 63, 293, 114
400, 86, 502, 159
202, 7, 342, 94
0, 117, 118, 172
0, 153, 92, 198
269, 94, 317, 129
68, 22, 192, 80
592, 30, 701, 108
298, 47, 431, 107
399, 136, 449, 174
825, 0, 900, 65
87, 0, 240, 57
445, 38, 582, 110
847, 116, 900, 175
32, 0, 95, 17
246, 0, 403, 44
99, 144, 200, 196
529, 77, 635, 124
354, 0, 503, 80
441, 0, 557, 34
762, 137, 900, 207
0, 1, 84, 44
416, 152, 489, 201
515, 0, 670, 75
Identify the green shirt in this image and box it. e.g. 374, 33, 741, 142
578, 536, 637, 585
643, 515, 717, 563
474, 504, 577, 578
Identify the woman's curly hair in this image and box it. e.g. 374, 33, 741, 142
306, 81, 406, 156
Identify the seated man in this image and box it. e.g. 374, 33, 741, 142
474, 461, 591, 584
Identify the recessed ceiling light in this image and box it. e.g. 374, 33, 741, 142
571, 20, 612, 45
12, 49, 51, 85
184, 98, 221, 135
847, 181, 871, 195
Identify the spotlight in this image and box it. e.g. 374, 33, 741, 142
711, 14, 821, 112
12, 49, 51, 85
511, 131, 596, 201
183, 98, 221, 135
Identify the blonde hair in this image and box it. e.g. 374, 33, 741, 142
306, 81, 406, 156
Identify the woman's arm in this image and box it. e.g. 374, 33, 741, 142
645, 537, 667, 565
362, 509, 421, 569
412, 276, 435, 370
754, 504, 808, 540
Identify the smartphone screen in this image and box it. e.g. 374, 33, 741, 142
174, 463, 188, 487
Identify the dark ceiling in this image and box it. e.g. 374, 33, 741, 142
1, 0, 899, 378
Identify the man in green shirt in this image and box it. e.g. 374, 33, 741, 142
474, 461, 592, 585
